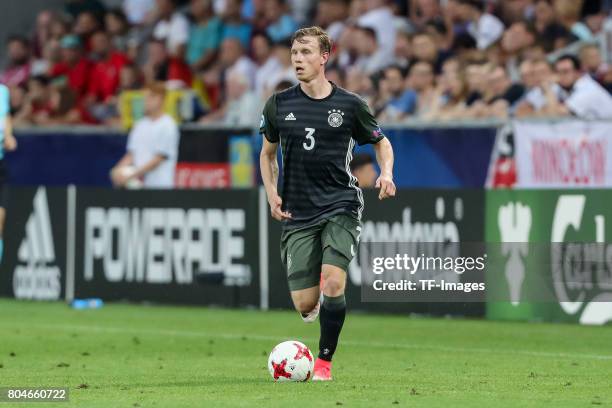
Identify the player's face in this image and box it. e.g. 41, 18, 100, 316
291, 36, 328, 82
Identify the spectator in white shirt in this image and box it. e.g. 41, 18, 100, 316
456, 0, 504, 50
200, 71, 261, 125
261, 40, 297, 95
153, 0, 190, 58
111, 82, 180, 188
124, 0, 156, 25
220, 37, 257, 89
252, 33, 282, 97
357, 0, 396, 60
515, 57, 562, 116
543, 54, 612, 119
353, 26, 390, 75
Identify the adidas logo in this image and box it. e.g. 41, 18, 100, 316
285, 112, 296, 121
13, 187, 61, 300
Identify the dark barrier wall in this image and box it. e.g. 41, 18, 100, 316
7, 132, 126, 186
253, 127, 498, 188
0, 187, 260, 307
6, 128, 253, 187
177, 127, 254, 188
268, 189, 486, 317
0, 187, 67, 300
0, 186, 484, 317
179, 127, 252, 162
74, 188, 260, 306
8, 126, 497, 188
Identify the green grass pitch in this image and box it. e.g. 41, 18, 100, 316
0, 298, 611, 407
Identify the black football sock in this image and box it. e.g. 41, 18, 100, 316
318, 294, 346, 362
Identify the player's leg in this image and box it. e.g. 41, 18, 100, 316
313, 214, 359, 381
312, 262, 346, 381
290, 285, 320, 320
281, 224, 324, 321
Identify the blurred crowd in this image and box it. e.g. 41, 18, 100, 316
2, 0, 612, 127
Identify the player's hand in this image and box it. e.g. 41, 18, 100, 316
111, 167, 128, 187
268, 195, 292, 221
375, 174, 396, 200
4, 134, 17, 152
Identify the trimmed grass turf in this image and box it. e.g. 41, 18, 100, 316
0, 298, 611, 407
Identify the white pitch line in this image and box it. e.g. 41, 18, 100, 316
4, 322, 612, 362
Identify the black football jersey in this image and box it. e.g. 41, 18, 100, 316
260, 82, 385, 229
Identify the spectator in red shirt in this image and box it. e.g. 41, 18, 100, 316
142, 37, 192, 88
86, 31, 130, 122
87, 31, 130, 103
32, 85, 84, 125
0, 36, 31, 87
13, 76, 54, 125
50, 35, 91, 98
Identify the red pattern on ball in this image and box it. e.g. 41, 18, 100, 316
272, 358, 292, 380
293, 343, 312, 362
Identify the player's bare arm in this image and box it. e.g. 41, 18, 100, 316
3, 116, 17, 152
373, 137, 396, 200
260, 137, 291, 221
131, 154, 167, 180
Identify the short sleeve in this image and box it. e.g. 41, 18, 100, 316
153, 118, 180, 159
260, 94, 279, 143
126, 123, 137, 153
353, 97, 385, 145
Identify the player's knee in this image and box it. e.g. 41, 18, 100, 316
294, 298, 318, 314
322, 276, 345, 296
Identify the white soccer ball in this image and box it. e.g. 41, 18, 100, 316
268, 340, 314, 382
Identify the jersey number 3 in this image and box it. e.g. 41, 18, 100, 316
303, 128, 315, 151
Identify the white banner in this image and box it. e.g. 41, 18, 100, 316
514, 120, 612, 187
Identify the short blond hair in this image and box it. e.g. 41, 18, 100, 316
291, 26, 331, 55
144, 81, 167, 99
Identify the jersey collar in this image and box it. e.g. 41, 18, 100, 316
297, 81, 337, 102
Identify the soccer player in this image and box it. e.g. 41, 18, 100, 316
0, 84, 18, 264
259, 26, 395, 381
